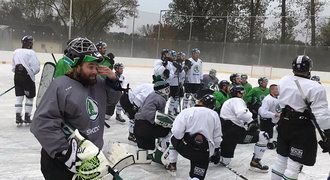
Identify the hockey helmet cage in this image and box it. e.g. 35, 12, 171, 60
95, 41, 107, 49
192, 48, 200, 54
114, 62, 124, 70
292, 55, 313, 74
65, 37, 102, 67
230, 85, 245, 97
229, 73, 240, 83
258, 77, 268, 86
21, 35, 33, 48
219, 80, 230, 89
195, 89, 215, 109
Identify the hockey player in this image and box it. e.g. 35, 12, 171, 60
258, 84, 280, 149
213, 80, 230, 114
12, 35, 40, 125
119, 83, 154, 142
30, 37, 118, 179
201, 69, 219, 89
134, 80, 171, 151
241, 74, 252, 94
219, 85, 270, 172
112, 63, 126, 123
229, 73, 241, 86
54, 39, 73, 78
271, 55, 330, 180
182, 48, 203, 109
167, 89, 222, 179
244, 77, 270, 120
154, 48, 172, 81
168, 51, 185, 115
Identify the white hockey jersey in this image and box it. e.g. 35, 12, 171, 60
278, 75, 330, 130
258, 94, 280, 123
220, 97, 253, 129
167, 62, 185, 86
12, 48, 40, 82
185, 58, 203, 84
154, 59, 171, 80
171, 106, 222, 157
128, 83, 154, 108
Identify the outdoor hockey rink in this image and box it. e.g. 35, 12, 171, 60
0, 62, 329, 180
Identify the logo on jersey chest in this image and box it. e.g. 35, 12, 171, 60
86, 97, 99, 121
193, 66, 199, 74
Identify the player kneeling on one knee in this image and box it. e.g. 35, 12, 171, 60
218, 85, 270, 173
133, 80, 172, 162
170, 89, 222, 180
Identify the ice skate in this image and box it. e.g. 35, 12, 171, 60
165, 162, 177, 176
116, 113, 126, 123
16, 113, 23, 126
23, 113, 32, 124
249, 157, 269, 173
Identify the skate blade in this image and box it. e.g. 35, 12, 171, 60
166, 170, 176, 176
249, 166, 269, 173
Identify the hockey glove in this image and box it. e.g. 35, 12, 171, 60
59, 130, 118, 179
319, 129, 330, 153
247, 120, 259, 132
163, 69, 170, 79
184, 59, 192, 69
162, 60, 168, 67
210, 148, 220, 164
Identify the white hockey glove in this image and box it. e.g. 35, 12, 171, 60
59, 130, 116, 180
154, 111, 176, 128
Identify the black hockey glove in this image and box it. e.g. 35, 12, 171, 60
319, 129, 330, 153
247, 120, 259, 132
163, 69, 170, 79
173, 62, 182, 72
55, 138, 79, 173
210, 148, 220, 164
162, 60, 168, 67
184, 59, 192, 69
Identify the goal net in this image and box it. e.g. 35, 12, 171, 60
250, 65, 273, 79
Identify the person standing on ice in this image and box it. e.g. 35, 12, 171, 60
154, 48, 172, 81
166, 88, 222, 179
219, 85, 270, 172
12, 35, 40, 125
182, 48, 203, 109
271, 55, 330, 180
30, 37, 119, 180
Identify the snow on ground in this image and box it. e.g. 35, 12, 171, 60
0, 63, 329, 180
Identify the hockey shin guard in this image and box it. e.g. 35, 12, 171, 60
115, 102, 123, 115
283, 158, 302, 180
25, 98, 33, 115
182, 93, 190, 109
271, 154, 288, 180
15, 96, 24, 114
168, 97, 176, 115
254, 131, 269, 159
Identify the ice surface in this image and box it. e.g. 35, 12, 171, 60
0, 63, 329, 180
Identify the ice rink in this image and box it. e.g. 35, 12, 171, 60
0, 61, 329, 180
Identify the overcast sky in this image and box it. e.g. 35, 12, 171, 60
137, 0, 171, 13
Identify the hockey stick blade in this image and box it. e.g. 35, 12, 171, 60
0, 86, 15, 97
112, 154, 135, 172
220, 163, 248, 180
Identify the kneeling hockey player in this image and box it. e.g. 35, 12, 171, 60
168, 89, 222, 179
219, 85, 270, 172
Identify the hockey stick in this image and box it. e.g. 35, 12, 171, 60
220, 163, 248, 180
294, 79, 329, 154
51, 53, 57, 65
0, 86, 15, 97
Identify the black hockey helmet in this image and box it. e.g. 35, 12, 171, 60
258, 77, 268, 86
195, 89, 215, 109
65, 37, 103, 67
229, 73, 240, 83
219, 80, 230, 89
21, 35, 33, 49
161, 48, 170, 60
292, 55, 312, 76
230, 85, 245, 97
311, 75, 320, 83
114, 62, 124, 70
95, 41, 107, 49
192, 48, 200, 54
